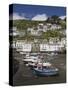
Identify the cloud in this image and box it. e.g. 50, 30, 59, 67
32, 14, 48, 21
9, 13, 27, 20
59, 16, 66, 20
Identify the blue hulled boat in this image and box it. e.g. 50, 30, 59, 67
33, 67, 59, 76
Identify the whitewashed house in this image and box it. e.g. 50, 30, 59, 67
27, 28, 33, 32
40, 43, 65, 52
43, 25, 49, 32
18, 31, 25, 37
49, 38, 60, 44
50, 24, 61, 30
38, 23, 50, 32
27, 27, 42, 36
31, 29, 39, 36
40, 44, 59, 52
37, 23, 44, 31
16, 40, 32, 52
61, 38, 66, 46
21, 43, 31, 52
45, 23, 52, 30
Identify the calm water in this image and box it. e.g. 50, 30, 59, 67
13, 50, 66, 86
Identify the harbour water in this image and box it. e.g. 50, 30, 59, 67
13, 49, 66, 86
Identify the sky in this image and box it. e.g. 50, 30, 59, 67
9, 4, 66, 21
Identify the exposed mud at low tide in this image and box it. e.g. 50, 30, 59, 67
12, 49, 66, 86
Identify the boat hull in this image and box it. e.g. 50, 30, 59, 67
33, 68, 59, 76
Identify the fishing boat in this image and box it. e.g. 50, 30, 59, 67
25, 63, 37, 67
27, 62, 52, 68
47, 52, 58, 56
23, 58, 38, 64
33, 65, 59, 76
23, 53, 40, 64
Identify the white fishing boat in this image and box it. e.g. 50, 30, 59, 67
47, 52, 58, 56
23, 58, 40, 64
25, 63, 36, 67
23, 53, 40, 64
27, 62, 52, 68
23, 58, 38, 62
39, 62, 52, 67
